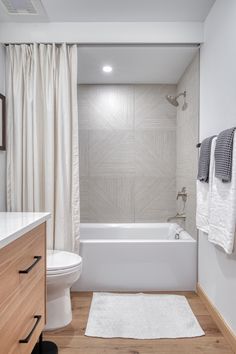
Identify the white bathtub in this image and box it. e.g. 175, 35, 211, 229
74, 223, 197, 291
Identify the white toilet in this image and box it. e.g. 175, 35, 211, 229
45, 250, 82, 331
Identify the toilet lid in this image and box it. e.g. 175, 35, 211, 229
47, 250, 82, 271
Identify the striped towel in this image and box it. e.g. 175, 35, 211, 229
197, 136, 217, 182
215, 127, 236, 182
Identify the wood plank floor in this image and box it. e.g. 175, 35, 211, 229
44, 292, 234, 354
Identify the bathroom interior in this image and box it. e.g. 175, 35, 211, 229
0, 1, 236, 354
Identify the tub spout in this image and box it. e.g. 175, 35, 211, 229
167, 213, 186, 222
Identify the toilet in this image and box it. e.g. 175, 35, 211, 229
45, 250, 82, 331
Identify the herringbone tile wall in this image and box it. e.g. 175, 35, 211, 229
78, 84, 177, 222
176, 53, 199, 237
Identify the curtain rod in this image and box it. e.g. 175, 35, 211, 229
4, 43, 201, 47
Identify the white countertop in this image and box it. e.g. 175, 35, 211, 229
0, 212, 51, 249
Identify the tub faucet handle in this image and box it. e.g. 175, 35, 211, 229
176, 187, 187, 201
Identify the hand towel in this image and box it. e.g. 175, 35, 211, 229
208, 131, 236, 254
197, 136, 217, 182
215, 127, 236, 182
196, 137, 217, 233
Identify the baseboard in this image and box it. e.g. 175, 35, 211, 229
197, 284, 236, 353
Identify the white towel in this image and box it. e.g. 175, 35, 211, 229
208, 132, 236, 254
196, 137, 217, 233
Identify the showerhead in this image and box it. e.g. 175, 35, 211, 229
166, 95, 179, 107
165, 91, 188, 111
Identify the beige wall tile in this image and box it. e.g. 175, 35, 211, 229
79, 177, 89, 222
78, 84, 178, 222
78, 85, 91, 130
79, 130, 89, 177
87, 177, 135, 222
134, 85, 176, 130
79, 85, 134, 130
176, 52, 199, 238
135, 130, 176, 177
78, 79, 199, 228
134, 177, 176, 222
89, 130, 135, 176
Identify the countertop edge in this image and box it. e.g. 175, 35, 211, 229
0, 213, 51, 249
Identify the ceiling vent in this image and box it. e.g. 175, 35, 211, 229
1, 0, 39, 15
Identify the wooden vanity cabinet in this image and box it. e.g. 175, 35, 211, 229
0, 223, 46, 354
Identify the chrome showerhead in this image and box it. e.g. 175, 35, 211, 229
166, 95, 179, 107
166, 91, 188, 111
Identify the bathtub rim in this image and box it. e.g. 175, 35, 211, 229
79, 222, 196, 242
80, 222, 181, 229
81, 239, 196, 244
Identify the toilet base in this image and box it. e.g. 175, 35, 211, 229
45, 287, 72, 331
32, 341, 58, 354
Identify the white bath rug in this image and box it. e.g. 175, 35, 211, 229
85, 293, 205, 339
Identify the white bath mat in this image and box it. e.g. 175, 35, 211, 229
85, 293, 205, 339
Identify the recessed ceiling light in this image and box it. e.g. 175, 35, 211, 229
102, 65, 113, 73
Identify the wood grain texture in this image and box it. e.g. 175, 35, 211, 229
0, 224, 45, 312
0, 223, 46, 354
44, 291, 234, 354
197, 284, 236, 354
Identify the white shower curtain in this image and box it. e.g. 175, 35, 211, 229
6, 43, 80, 252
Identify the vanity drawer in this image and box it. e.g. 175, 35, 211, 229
0, 223, 46, 354
0, 223, 46, 313
0, 275, 45, 354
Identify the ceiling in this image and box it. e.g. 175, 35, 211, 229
0, 0, 215, 23
77, 45, 199, 84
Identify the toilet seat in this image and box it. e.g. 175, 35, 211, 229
47, 250, 82, 275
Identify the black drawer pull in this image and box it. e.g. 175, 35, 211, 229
19, 256, 42, 274
19, 315, 42, 343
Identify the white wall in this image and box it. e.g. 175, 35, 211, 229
199, 0, 236, 333
0, 22, 203, 44
0, 44, 6, 211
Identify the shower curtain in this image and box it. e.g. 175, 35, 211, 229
6, 43, 80, 252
